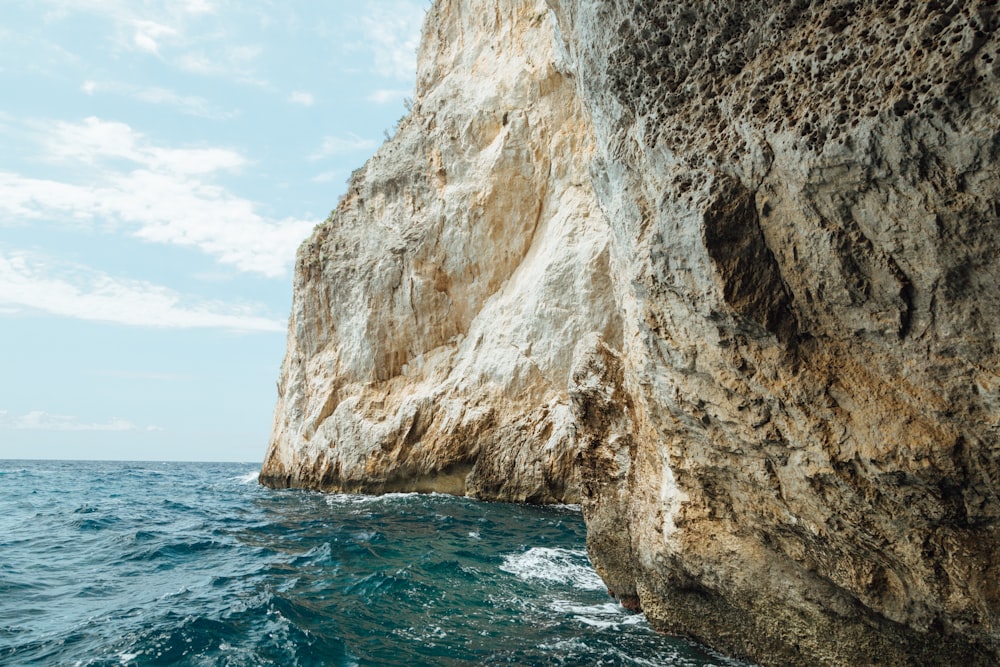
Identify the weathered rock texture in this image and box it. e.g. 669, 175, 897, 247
262, 0, 1000, 664
262, 1, 619, 503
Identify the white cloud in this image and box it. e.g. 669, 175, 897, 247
309, 133, 378, 161
175, 51, 219, 75
131, 19, 178, 55
176, 45, 264, 83
311, 170, 344, 184
180, 0, 213, 15
0, 117, 315, 277
0, 410, 145, 432
41, 116, 247, 173
81, 80, 237, 119
37, 1, 262, 85
289, 91, 314, 106
228, 44, 261, 63
134, 87, 237, 119
133, 30, 160, 54
361, 1, 425, 80
367, 88, 411, 105
0, 250, 285, 332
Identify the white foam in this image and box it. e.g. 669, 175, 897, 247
606, 646, 685, 667
323, 492, 420, 506
537, 638, 590, 654
118, 651, 139, 664
550, 503, 583, 512
499, 547, 605, 590
233, 470, 259, 485
392, 624, 448, 646
548, 598, 646, 629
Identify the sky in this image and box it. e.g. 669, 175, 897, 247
0, 0, 428, 462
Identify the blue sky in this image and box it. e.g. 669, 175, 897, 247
0, 0, 427, 462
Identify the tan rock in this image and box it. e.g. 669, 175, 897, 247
262, 0, 620, 503
263, 0, 1000, 664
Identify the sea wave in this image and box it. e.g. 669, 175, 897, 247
548, 598, 645, 629
499, 546, 607, 591
0, 460, 751, 667
323, 491, 422, 507
232, 469, 260, 485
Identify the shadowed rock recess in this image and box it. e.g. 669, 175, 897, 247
261, 1, 1000, 664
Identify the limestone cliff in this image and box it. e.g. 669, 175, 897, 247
262, 1, 618, 503
262, 1, 1000, 664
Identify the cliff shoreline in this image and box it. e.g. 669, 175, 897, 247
263, 1, 1000, 664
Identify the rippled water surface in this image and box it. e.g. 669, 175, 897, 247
0, 460, 749, 666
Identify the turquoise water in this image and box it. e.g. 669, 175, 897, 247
0, 460, 748, 666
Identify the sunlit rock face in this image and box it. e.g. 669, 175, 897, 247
261, 0, 620, 503
262, 0, 1000, 664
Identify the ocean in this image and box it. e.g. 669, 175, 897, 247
0, 460, 749, 666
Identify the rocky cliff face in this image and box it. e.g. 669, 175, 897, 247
261, 0, 1000, 664
261, 0, 619, 503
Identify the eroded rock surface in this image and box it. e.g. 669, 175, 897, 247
262, 1, 1000, 664
261, 0, 620, 503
